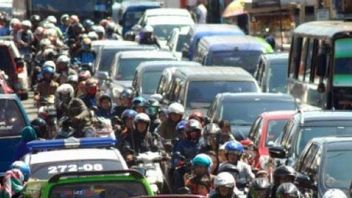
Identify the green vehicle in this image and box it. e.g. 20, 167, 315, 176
23, 170, 154, 198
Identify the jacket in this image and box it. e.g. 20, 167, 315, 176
157, 119, 178, 140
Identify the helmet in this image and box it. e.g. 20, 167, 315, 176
146, 98, 159, 116
121, 109, 137, 120
30, 118, 48, 138
56, 84, 74, 102
43, 60, 56, 70
120, 88, 134, 99
143, 25, 154, 33
134, 113, 151, 124
106, 22, 116, 31
83, 19, 94, 30
273, 166, 296, 182
60, 14, 69, 23
249, 178, 272, 198
132, 96, 147, 108
240, 139, 254, 149
187, 119, 202, 131
56, 54, 70, 64
21, 126, 37, 142
204, 123, 220, 135
218, 163, 239, 175
224, 140, 244, 154
39, 38, 51, 48
67, 74, 78, 83
21, 20, 32, 28
11, 161, 31, 181
42, 65, 55, 76
323, 189, 347, 198
191, 153, 212, 168
275, 183, 300, 198
78, 70, 91, 81
88, 31, 99, 40
47, 15, 57, 24
99, 94, 112, 104
168, 102, 184, 114
214, 172, 235, 188
93, 25, 105, 36
189, 111, 205, 123
30, 15, 41, 23
176, 120, 188, 133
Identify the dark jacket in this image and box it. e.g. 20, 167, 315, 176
157, 119, 178, 140
62, 98, 92, 134
120, 129, 158, 155
80, 94, 97, 109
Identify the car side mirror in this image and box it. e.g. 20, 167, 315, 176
269, 146, 287, 158
296, 173, 317, 190
95, 71, 109, 81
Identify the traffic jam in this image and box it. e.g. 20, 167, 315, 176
0, 0, 351, 197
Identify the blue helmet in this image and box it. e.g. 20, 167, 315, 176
121, 109, 137, 120
11, 161, 31, 181
224, 140, 244, 154
42, 65, 55, 76
132, 96, 147, 108
191, 154, 212, 168
176, 120, 188, 133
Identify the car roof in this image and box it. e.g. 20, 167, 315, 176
144, 8, 191, 17
174, 66, 255, 81
200, 35, 271, 52
92, 40, 134, 47
294, 21, 352, 38
147, 16, 194, 25
260, 110, 297, 119
190, 24, 244, 34
310, 136, 352, 150
0, 93, 20, 100
102, 43, 150, 50
30, 148, 122, 164
298, 111, 352, 123
216, 93, 295, 103
117, 50, 175, 59
122, 1, 160, 10
262, 52, 289, 60
136, 60, 201, 72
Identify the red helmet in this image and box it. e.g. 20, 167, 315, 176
189, 111, 205, 123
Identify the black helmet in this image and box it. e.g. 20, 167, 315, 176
276, 183, 301, 198
218, 163, 240, 181
120, 88, 134, 99
83, 19, 94, 31
274, 165, 296, 185
30, 15, 41, 23
99, 94, 112, 104
31, 118, 48, 138
249, 178, 272, 198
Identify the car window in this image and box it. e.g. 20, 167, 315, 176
266, 119, 289, 145
50, 181, 148, 198
268, 60, 288, 93
299, 143, 319, 174
0, 99, 25, 136
176, 34, 187, 52
248, 116, 262, 145
31, 159, 124, 180
0, 46, 15, 77
141, 71, 162, 94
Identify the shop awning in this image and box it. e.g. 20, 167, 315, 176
222, 0, 248, 18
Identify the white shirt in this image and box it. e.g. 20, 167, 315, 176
196, 4, 207, 24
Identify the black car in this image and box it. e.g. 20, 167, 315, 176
207, 93, 297, 139
295, 136, 352, 197
270, 111, 352, 166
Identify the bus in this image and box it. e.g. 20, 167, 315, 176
12, 0, 114, 21
288, 21, 352, 110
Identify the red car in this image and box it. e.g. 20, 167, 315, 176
247, 110, 295, 170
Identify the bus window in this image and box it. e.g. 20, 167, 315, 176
334, 38, 352, 87
309, 39, 319, 83
289, 37, 303, 79
298, 37, 309, 81
304, 39, 314, 83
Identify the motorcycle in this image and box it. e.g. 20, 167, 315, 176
38, 98, 57, 139
56, 116, 75, 139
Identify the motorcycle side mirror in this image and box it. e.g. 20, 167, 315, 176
268, 146, 287, 158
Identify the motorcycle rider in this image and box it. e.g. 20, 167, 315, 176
248, 178, 272, 198
13, 126, 38, 161
219, 140, 255, 187
75, 37, 96, 65
34, 63, 59, 106
1, 161, 30, 198
118, 109, 137, 139
210, 172, 238, 198
138, 25, 160, 48
96, 94, 115, 119
189, 111, 206, 127
80, 78, 99, 110
113, 88, 134, 117
146, 98, 161, 132
323, 189, 347, 198
272, 165, 296, 198
275, 183, 301, 198
105, 22, 120, 40
55, 83, 93, 137
30, 118, 48, 139
158, 102, 184, 140
132, 96, 147, 113
56, 54, 76, 84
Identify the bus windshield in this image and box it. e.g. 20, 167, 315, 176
334, 38, 352, 86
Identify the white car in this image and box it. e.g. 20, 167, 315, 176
24, 137, 128, 180
167, 26, 191, 60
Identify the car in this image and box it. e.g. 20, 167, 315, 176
195, 35, 273, 74
132, 60, 201, 99
0, 39, 29, 99
0, 94, 30, 176
93, 41, 156, 75
270, 111, 352, 166
294, 136, 352, 197
247, 111, 296, 170
24, 170, 154, 198
137, 8, 194, 47
110, 50, 176, 89
167, 26, 190, 60
0, 70, 14, 94
207, 93, 297, 139
254, 52, 289, 93
183, 24, 245, 60
157, 67, 260, 115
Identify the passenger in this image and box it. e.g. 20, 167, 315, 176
34, 63, 59, 105
158, 102, 184, 140
113, 88, 133, 117
275, 183, 301, 198
96, 94, 115, 119
80, 78, 99, 110
210, 172, 237, 198
248, 178, 272, 198
271, 166, 296, 198
138, 25, 160, 48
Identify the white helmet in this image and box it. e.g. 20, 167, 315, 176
143, 25, 154, 33
43, 60, 56, 71
56, 83, 74, 99
214, 172, 235, 188
322, 189, 347, 198
67, 74, 78, 83
57, 55, 70, 64
88, 31, 99, 40
21, 20, 32, 28
47, 15, 57, 24
134, 113, 151, 123
168, 102, 184, 114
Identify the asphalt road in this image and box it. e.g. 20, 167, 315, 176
21, 91, 37, 121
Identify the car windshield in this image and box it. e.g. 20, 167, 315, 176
296, 125, 352, 156
0, 47, 15, 77
31, 160, 124, 180
324, 150, 352, 190
124, 11, 144, 27
153, 24, 189, 40
0, 99, 25, 136
210, 51, 262, 74
187, 81, 258, 109
220, 101, 295, 126
99, 49, 122, 73
268, 61, 288, 93
32, 0, 96, 14
142, 71, 162, 94
266, 120, 289, 145
50, 181, 147, 198
176, 34, 187, 52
